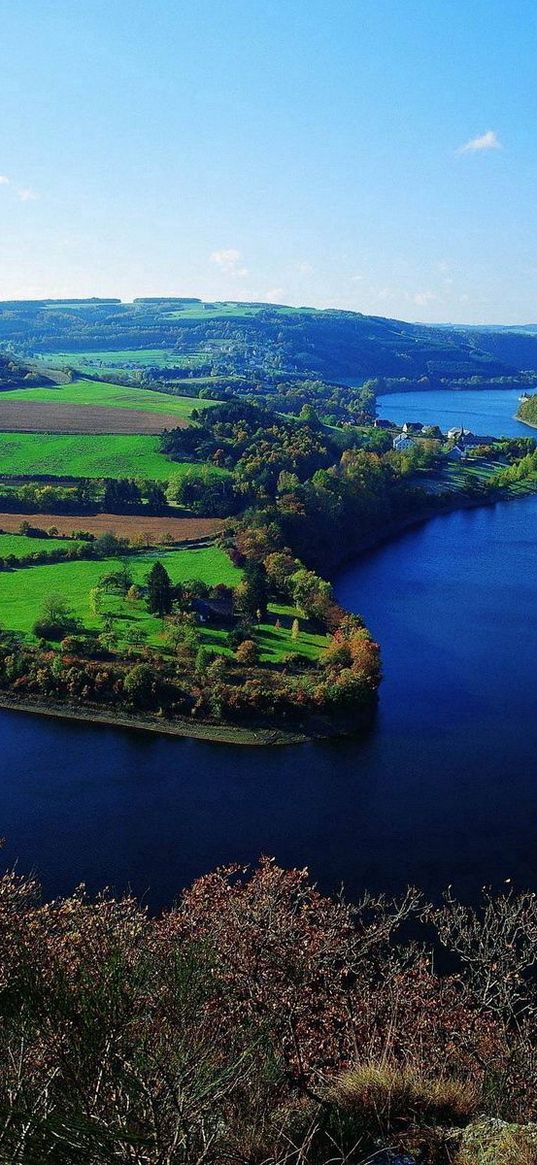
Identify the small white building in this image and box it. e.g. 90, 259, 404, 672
447, 426, 473, 441
392, 434, 417, 452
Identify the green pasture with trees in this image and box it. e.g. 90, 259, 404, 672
0, 545, 241, 640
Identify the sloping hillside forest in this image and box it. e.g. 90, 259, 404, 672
3, 296, 537, 385
1, 858, 537, 1164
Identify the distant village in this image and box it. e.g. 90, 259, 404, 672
373, 417, 495, 461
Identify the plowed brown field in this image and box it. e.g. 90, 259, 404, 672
0, 512, 225, 543
0, 402, 187, 434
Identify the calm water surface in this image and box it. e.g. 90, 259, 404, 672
377, 386, 529, 437
1, 388, 536, 908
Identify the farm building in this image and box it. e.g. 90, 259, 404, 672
393, 434, 417, 452
402, 421, 424, 435
446, 444, 467, 461
192, 595, 235, 625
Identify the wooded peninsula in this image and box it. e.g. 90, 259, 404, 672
0, 299, 536, 741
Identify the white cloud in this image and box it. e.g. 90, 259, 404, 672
414, 290, 437, 306
0, 176, 9, 186
351, 273, 364, 282
210, 248, 242, 270
297, 262, 314, 276
18, 187, 39, 202
264, 287, 284, 302
457, 130, 502, 155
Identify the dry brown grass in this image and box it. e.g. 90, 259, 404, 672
333, 1062, 482, 1128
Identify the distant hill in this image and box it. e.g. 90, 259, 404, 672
0, 297, 534, 383
455, 327, 537, 372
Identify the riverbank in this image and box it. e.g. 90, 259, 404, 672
1, 485, 534, 748
0, 690, 377, 747
327, 488, 510, 572
516, 408, 537, 430
0, 691, 311, 746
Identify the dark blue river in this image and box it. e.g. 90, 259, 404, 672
2, 489, 536, 910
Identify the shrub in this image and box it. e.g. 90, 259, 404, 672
455, 1118, 537, 1164
235, 639, 259, 666
33, 595, 80, 641
123, 662, 155, 706
333, 1063, 482, 1130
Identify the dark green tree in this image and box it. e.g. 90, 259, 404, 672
236, 561, 269, 619
146, 561, 173, 616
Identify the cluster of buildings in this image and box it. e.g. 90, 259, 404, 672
375, 418, 487, 460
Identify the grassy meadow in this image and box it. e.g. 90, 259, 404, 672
0, 532, 81, 557
0, 543, 328, 660
34, 350, 207, 370
1, 379, 217, 417
0, 432, 228, 481
0, 546, 241, 640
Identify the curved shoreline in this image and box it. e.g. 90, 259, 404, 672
328, 490, 506, 570
515, 409, 537, 431
0, 692, 310, 746
1, 486, 534, 747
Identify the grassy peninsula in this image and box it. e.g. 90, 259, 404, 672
0, 323, 536, 742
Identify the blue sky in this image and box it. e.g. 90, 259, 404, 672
1, 0, 536, 323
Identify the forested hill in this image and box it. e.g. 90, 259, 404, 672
0, 296, 531, 382
454, 325, 537, 373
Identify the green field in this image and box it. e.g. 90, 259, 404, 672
0, 532, 81, 557
257, 603, 328, 662
195, 603, 328, 664
163, 303, 261, 320
0, 545, 328, 661
34, 351, 205, 370
0, 547, 241, 640
1, 378, 217, 417
0, 432, 227, 481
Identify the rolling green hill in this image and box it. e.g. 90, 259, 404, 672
0, 297, 518, 382
0, 378, 217, 416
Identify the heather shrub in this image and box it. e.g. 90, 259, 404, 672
0, 861, 535, 1163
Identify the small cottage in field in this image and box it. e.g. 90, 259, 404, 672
373, 418, 394, 429
192, 595, 235, 625
393, 433, 417, 452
